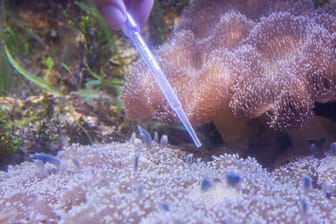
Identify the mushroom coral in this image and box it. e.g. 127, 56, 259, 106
122, 0, 336, 150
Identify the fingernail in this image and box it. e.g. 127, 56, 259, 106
100, 5, 126, 30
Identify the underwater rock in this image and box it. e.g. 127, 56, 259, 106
0, 142, 335, 223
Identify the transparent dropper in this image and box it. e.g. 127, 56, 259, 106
122, 11, 201, 148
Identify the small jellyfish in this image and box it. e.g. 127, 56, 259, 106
159, 202, 170, 212
308, 138, 326, 151
134, 153, 140, 172
137, 125, 152, 145
70, 156, 81, 170
302, 174, 312, 192
153, 131, 159, 143
185, 154, 193, 165
136, 183, 144, 195
129, 132, 137, 144
160, 135, 168, 146
226, 171, 242, 187
201, 177, 213, 192
330, 142, 336, 155
300, 197, 309, 214
322, 181, 335, 198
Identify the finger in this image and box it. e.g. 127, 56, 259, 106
128, 0, 154, 28
92, 0, 127, 30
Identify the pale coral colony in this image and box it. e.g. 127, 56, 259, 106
122, 0, 336, 150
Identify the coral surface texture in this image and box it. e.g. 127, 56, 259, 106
0, 142, 336, 223
122, 0, 336, 130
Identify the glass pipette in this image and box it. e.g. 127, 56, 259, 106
122, 11, 201, 148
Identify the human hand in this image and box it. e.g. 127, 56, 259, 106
92, 0, 154, 30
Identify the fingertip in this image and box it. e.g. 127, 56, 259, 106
130, 0, 154, 28
100, 5, 126, 30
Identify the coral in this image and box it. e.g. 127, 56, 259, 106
0, 141, 336, 223
121, 0, 336, 148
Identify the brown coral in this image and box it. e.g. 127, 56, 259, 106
122, 0, 336, 148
